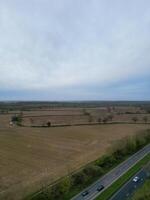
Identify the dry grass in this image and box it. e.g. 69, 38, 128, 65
0, 120, 150, 200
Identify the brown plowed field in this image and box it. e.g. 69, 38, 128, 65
0, 123, 150, 200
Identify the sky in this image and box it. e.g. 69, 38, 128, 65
0, 0, 150, 101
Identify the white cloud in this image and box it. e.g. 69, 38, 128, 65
0, 0, 150, 95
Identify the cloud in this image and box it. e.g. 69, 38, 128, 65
0, 0, 150, 99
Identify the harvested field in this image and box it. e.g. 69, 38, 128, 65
1, 105, 150, 127
0, 124, 150, 200
7, 106, 149, 127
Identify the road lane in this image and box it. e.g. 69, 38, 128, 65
110, 169, 148, 200
71, 144, 150, 200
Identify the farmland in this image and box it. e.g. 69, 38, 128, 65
1, 104, 150, 127
0, 102, 150, 200
0, 124, 150, 199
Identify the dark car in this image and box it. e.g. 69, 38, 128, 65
97, 185, 104, 192
82, 190, 89, 197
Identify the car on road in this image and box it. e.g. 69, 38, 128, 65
82, 190, 89, 197
97, 185, 105, 192
133, 176, 140, 182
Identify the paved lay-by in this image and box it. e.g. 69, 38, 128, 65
110, 168, 149, 200
71, 144, 150, 200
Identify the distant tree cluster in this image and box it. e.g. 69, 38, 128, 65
11, 113, 23, 126
47, 121, 51, 127
132, 117, 138, 123
143, 116, 148, 123
97, 114, 114, 124
132, 116, 149, 123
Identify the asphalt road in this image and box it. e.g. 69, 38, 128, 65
110, 169, 149, 200
71, 144, 150, 200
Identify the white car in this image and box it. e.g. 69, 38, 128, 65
133, 176, 140, 182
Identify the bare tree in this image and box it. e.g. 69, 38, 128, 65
103, 117, 108, 124
47, 121, 51, 127
98, 117, 102, 123
132, 116, 138, 123
88, 115, 93, 123
83, 109, 89, 116
30, 118, 34, 125
143, 116, 148, 123
107, 114, 114, 121
107, 107, 111, 113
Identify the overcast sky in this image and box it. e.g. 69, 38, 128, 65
0, 0, 150, 100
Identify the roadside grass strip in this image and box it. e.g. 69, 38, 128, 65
132, 179, 150, 200
96, 153, 150, 200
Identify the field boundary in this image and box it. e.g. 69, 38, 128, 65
21, 122, 150, 128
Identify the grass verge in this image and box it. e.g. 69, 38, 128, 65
131, 179, 150, 200
96, 153, 150, 200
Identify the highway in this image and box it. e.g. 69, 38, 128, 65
110, 168, 149, 200
71, 144, 150, 200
